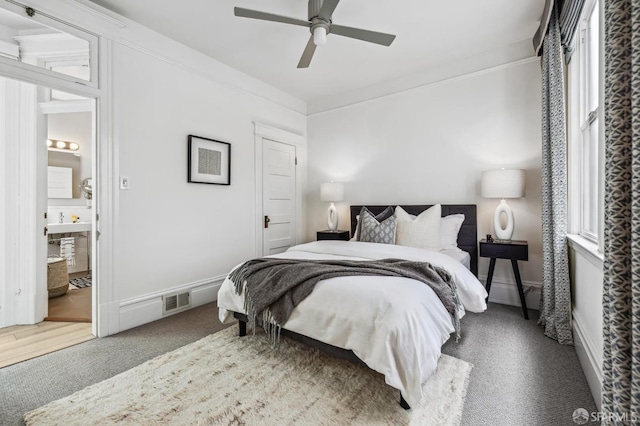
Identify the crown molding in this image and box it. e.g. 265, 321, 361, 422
57, 0, 126, 29
2, 0, 125, 33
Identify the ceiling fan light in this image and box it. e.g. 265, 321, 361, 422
313, 26, 327, 46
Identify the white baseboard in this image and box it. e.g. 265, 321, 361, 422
479, 275, 541, 311
117, 275, 226, 333
96, 300, 121, 337
573, 311, 602, 410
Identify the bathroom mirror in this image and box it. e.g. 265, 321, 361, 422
46, 110, 92, 203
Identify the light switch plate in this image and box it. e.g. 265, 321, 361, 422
120, 176, 130, 190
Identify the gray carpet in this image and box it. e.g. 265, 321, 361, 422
442, 304, 597, 425
1, 302, 596, 426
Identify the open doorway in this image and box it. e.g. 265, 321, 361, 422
0, 75, 96, 368
44, 101, 94, 323
0, 1, 105, 366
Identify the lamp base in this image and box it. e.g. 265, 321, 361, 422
494, 199, 514, 241
327, 202, 338, 231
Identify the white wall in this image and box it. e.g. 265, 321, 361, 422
307, 59, 543, 305
569, 240, 603, 409
111, 42, 306, 307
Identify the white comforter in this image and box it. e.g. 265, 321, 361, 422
217, 241, 487, 408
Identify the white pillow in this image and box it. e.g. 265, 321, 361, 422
440, 214, 465, 250
350, 215, 359, 241
394, 205, 441, 250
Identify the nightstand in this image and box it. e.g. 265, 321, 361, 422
479, 239, 529, 319
317, 230, 350, 241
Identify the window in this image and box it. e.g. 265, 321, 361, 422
0, 4, 98, 89
568, 0, 601, 244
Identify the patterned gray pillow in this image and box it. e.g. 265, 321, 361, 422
356, 206, 394, 241
359, 209, 397, 244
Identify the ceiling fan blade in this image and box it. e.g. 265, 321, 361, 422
297, 36, 317, 68
234, 7, 310, 28
318, 0, 340, 22
330, 24, 396, 46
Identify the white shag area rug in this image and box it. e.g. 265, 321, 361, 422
25, 326, 472, 425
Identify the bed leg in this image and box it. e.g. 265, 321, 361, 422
399, 393, 410, 410
238, 319, 247, 337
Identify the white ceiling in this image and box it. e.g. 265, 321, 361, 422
88, 0, 545, 108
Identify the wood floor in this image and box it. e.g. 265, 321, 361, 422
0, 321, 94, 369
46, 287, 92, 322
0, 271, 94, 369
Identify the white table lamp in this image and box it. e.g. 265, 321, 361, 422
321, 182, 344, 231
481, 169, 525, 241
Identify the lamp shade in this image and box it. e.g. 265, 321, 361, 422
320, 182, 344, 202
481, 169, 525, 199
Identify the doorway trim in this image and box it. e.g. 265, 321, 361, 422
253, 123, 306, 258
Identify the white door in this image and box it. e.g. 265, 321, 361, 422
263, 140, 296, 255
0, 77, 48, 327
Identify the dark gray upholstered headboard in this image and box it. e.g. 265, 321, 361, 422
350, 205, 478, 276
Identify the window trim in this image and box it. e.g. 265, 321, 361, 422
567, 0, 603, 249
567, 234, 604, 269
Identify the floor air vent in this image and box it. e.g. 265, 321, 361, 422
162, 291, 191, 315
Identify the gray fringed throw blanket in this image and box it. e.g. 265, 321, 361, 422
228, 258, 462, 344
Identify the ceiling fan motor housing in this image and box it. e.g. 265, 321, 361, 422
309, 0, 331, 36
310, 18, 330, 35
308, 0, 327, 20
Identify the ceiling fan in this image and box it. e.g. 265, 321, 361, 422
234, 0, 396, 68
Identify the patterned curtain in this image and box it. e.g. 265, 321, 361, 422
539, 5, 574, 345
601, 0, 640, 420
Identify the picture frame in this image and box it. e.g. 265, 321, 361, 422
187, 135, 231, 185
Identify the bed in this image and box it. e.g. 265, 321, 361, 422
217, 204, 487, 409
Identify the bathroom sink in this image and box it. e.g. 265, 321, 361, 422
47, 222, 92, 234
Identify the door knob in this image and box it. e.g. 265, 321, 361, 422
264, 215, 271, 229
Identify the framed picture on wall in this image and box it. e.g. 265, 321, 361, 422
187, 135, 231, 185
